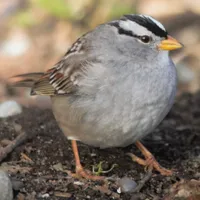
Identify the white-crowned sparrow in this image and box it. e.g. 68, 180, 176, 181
12, 14, 183, 180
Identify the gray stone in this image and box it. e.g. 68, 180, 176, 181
0, 170, 13, 200
0, 100, 22, 118
118, 177, 137, 193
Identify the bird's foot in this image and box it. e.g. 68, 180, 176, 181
127, 152, 172, 176
71, 165, 105, 181
127, 141, 173, 176
71, 140, 105, 181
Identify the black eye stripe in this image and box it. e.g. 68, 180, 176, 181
109, 22, 136, 37
118, 27, 134, 37
118, 28, 150, 43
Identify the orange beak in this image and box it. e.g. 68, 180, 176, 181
157, 35, 183, 51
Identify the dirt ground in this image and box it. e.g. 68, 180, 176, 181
0, 92, 200, 200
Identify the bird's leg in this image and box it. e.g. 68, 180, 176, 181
71, 140, 105, 181
127, 141, 173, 176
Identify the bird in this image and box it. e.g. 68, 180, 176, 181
12, 14, 183, 181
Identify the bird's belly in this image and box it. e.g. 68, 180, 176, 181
81, 96, 173, 148
52, 61, 176, 148
75, 75, 176, 148
52, 85, 175, 149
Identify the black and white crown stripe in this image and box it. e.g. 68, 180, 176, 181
140, 15, 166, 32
110, 14, 168, 38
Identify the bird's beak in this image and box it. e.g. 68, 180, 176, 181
157, 35, 183, 51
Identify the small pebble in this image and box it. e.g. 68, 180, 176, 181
40, 193, 49, 198
52, 163, 63, 172
0, 170, 13, 200
0, 100, 22, 118
118, 177, 137, 193
74, 181, 84, 186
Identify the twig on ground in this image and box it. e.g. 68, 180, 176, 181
0, 164, 32, 174
20, 152, 34, 164
0, 131, 27, 163
132, 170, 153, 193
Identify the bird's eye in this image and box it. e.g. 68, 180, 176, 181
140, 35, 151, 43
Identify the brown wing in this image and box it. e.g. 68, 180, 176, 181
31, 36, 90, 96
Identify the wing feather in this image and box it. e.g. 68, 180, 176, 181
12, 34, 92, 96
31, 36, 88, 95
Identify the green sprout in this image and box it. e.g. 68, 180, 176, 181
92, 161, 118, 176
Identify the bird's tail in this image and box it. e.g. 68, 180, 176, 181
10, 72, 56, 95
10, 72, 44, 88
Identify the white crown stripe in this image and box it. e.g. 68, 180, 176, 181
119, 20, 152, 37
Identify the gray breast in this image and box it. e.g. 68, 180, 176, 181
52, 56, 177, 148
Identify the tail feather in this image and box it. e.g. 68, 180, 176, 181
11, 72, 44, 87
10, 72, 55, 96
12, 79, 37, 88
12, 72, 44, 80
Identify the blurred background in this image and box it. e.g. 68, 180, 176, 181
0, 0, 199, 110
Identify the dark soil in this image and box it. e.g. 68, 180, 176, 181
0, 92, 200, 200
